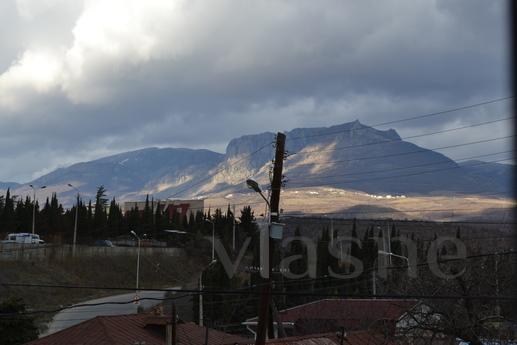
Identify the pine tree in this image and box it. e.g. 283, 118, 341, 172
316, 226, 331, 288
107, 198, 123, 237
93, 186, 108, 235
142, 195, 152, 233
1, 189, 16, 231
0, 298, 38, 344
284, 227, 309, 306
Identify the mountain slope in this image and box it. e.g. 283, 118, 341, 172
28, 147, 224, 201
459, 160, 513, 195
11, 121, 513, 202
192, 120, 511, 197
0, 182, 20, 190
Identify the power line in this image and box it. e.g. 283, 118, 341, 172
1, 251, 516, 320
285, 135, 514, 168
282, 215, 517, 226
165, 142, 272, 199
1, 291, 516, 320
289, 96, 513, 141
157, 98, 513, 198
125, 128, 513, 212
2, 251, 515, 296
282, 206, 512, 217
287, 156, 513, 188
287, 149, 513, 181
290, 116, 513, 156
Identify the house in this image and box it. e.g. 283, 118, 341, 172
26, 313, 249, 345
243, 331, 396, 345
123, 199, 204, 221
243, 299, 419, 338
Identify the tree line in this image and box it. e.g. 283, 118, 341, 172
0, 186, 254, 246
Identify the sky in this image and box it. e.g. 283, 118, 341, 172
0, 0, 511, 183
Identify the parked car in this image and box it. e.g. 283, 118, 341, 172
1, 233, 45, 244
94, 239, 114, 247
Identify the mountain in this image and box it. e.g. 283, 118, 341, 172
0, 182, 20, 190
459, 160, 513, 195
192, 120, 512, 197
8, 121, 513, 203
26, 147, 224, 203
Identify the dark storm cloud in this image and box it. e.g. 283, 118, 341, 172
0, 0, 510, 182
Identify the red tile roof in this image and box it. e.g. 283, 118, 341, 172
240, 331, 395, 345
246, 299, 417, 333
26, 314, 250, 345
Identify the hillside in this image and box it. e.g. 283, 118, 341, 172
2, 121, 513, 206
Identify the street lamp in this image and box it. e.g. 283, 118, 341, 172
29, 184, 46, 235
246, 179, 270, 207
130, 230, 145, 303
372, 250, 411, 297
163, 229, 187, 234
68, 184, 80, 256
199, 259, 218, 327
378, 250, 410, 269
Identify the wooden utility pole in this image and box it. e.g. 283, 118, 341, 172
255, 132, 286, 345
166, 303, 176, 345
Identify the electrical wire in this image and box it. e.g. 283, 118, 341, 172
285, 135, 514, 168
289, 116, 513, 156
286, 149, 513, 181
286, 156, 513, 188
288, 96, 513, 141
165, 142, 273, 199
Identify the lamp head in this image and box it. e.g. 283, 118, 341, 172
246, 179, 262, 193
164, 229, 187, 234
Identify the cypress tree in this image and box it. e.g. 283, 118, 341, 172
93, 186, 108, 233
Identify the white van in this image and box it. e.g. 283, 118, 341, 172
2, 233, 45, 244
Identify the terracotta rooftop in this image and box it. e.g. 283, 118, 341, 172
245, 299, 418, 333
26, 314, 250, 345
240, 331, 395, 345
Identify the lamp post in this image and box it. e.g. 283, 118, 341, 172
372, 250, 411, 297
199, 259, 217, 327
68, 184, 80, 256
130, 230, 144, 303
29, 184, 46, 235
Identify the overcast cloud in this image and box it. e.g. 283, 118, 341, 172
0, 0, 511, 182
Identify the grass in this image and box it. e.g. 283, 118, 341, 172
0, 252, 205, 333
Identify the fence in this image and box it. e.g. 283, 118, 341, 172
0, 244, 184, 261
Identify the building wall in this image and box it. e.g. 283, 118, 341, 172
123, 199, 205, 221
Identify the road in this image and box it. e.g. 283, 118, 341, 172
42, 287, 180, 336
